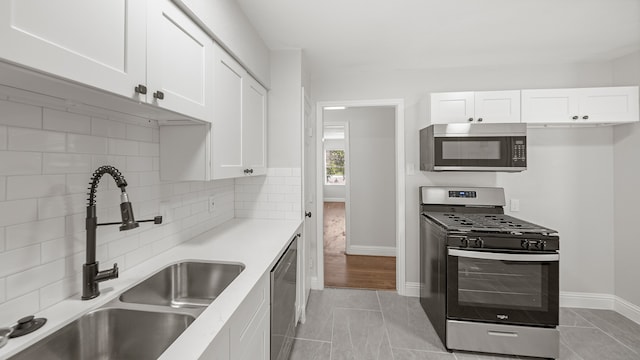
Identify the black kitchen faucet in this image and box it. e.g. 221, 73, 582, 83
82, 166, 162, 300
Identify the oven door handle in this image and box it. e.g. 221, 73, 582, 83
448, 249, 559, 262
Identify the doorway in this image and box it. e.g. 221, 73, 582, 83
315, 99, 406, 294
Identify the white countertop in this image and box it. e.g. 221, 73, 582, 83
0, 218, 302, 360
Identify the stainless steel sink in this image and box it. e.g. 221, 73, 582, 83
120, 261, 244, 308
9, 308, 194, 360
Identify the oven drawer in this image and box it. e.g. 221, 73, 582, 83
447, 320, 559, 359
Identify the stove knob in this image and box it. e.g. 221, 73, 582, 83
537, 241, 546, 250
521, 240, 530, 250
474, 238, 484, 248
461, 238, 469, 248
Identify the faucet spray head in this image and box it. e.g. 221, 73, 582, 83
119, 190, 139, 231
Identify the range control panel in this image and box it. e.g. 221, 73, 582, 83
449, 190, 477, 198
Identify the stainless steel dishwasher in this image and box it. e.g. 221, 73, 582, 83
270, 234, 298, 360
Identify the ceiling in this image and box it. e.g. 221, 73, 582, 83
236, 0, 640, 76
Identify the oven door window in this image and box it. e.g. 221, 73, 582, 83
434, 136, 510, 167
447, 250, 558, 326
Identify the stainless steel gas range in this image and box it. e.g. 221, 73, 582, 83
419, 186, 560, 359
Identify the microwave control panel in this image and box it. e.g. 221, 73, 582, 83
511, 137, 527, 166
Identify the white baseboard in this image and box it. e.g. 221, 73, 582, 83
559, 292, 640, 325
560, 291, 616, 310
613, 296, 640, 325
404, 282, 420, 297
310, 276, 323, 290
323, 198, 345, 203
346, 245, 396, 257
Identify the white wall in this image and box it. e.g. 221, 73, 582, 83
346, 107, 396, 252
0, 96, 235, 326
310, 61, 619, 296
612, 51, 640, 308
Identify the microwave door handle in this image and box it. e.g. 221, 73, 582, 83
448, 249, 559, 262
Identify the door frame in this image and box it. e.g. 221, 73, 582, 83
314, 99, 406, 295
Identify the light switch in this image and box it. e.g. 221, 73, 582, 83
407, 163, 415, 175
510, 199, 520, 212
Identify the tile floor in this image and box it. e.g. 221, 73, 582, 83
290, 288, 640, 360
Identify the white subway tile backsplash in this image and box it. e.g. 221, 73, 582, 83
8, 127, 66, 152
41, 235, 85, 263
235, 168, 301, 221
0, 176, 5, 201
108, 138, 139, 156
139, 142, 160, 157
0, 229, 5, 252
67, 134, 108, 154
43, 109, 90, 134
0, 245, 40, 277
126, 156, 153, 172
40, 275, 80, 309
91, 117, 126, 139
7, 174, 66, 200
6, 217, 65, 250
0, 279, 5, 303
0, 97, 235, 319
0, 126, 7, 150
126, 124, 153, 142
38, 193, 86, 219
0, 99, 42, 129
43, 153, 92, 174
108, 234, 140, 259
0, 199, 38, 227
0, 291, 39, 327
6, 259, 65, 300
0, 151, 42, 176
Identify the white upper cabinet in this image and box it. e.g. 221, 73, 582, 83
147, 0, 213, 122
430, 90, 521, 124
0, 0, 213, 122
160, 43, 267, 182
522, 86, 639, 125
211, 42, 267, 179
212, 43, 245, 179
242, 75, 268, 176
0, 0, 146, 98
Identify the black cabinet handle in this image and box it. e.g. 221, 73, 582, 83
467, 117, 474, 122
249, 169, 253, 174
134, 84, 147, 95
477, 117, 483, 122
305, 211, 312, 218
582, 115, 589, 120
572, 115, 579, 120
243, 169, 254, 174
153, 91, 165, 100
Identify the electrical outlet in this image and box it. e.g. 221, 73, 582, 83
208, 196, 215, 213
510, 199, 520, 212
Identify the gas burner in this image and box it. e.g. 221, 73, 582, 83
425, 212, 556, 234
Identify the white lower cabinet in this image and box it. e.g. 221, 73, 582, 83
200, 273, 270, 360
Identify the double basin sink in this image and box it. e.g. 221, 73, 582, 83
10, 261, 244, 360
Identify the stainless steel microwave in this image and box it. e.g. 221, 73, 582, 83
419, 123, 527, 172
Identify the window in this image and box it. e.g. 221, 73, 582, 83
325, 149, 345, 185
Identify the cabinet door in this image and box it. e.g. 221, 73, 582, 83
0, 0, 145, 98
430, 92, 475, 124
243, 76, 268, 176
212, 43, 245, 179
474, 90, 521, 123
578, 87, 639, 124
200, 326, 230, 360
236, 309, 270, 360
521, 89, 580, 123
147, 0, 213, 122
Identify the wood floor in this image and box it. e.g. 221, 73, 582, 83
323, 202, 396, 290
